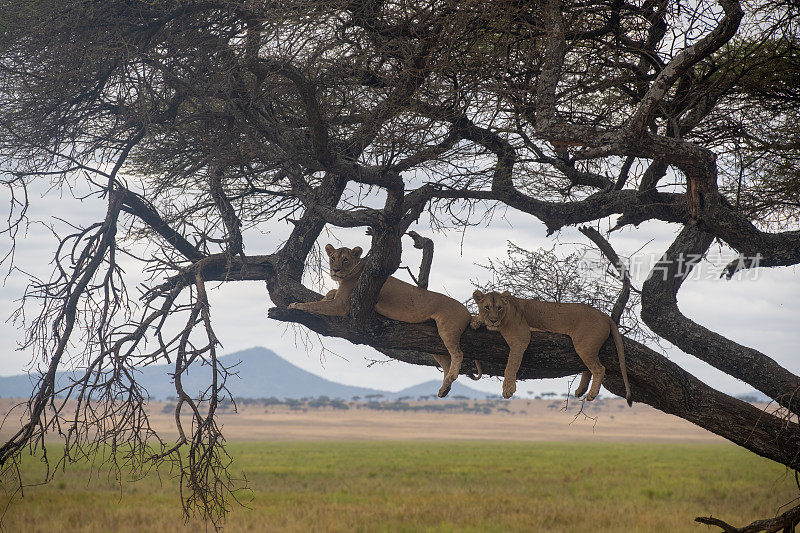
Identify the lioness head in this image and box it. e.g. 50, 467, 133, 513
473, 290, 512, 331
325, 244, 363, 281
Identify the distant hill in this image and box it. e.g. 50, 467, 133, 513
0, 372, 41, 399
734, 390, 772, 403
390, 380, 496, 401
0, 347, 489, 401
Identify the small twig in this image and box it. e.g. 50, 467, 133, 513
695, 516, 740, 533
399, 265, 420, 286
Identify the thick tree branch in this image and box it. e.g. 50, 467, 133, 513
349, 230, 404, 322
627, 0, 744, 137
117, 188, 204, 262
534, 0, 567, 133
641, 226, 800, 415
268, 305, 800, 470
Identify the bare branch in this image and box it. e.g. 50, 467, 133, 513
696, 501, 800, 533
405, 230, 433, 290
578, 226, 631, 325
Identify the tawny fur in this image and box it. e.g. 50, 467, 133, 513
472, 290, 632, 404
289, 244, 473, 397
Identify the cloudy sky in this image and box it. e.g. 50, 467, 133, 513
1, 180, 798, 400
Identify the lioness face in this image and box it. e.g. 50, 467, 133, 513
473, 290, 510, 331
325, 244, 363, 281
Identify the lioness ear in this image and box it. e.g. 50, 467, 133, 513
351, 246, 363, 258
501, 290, 512, 301
473, 290, 485, 302
325, 244, 335, 256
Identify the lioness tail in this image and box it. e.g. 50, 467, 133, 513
609, 320, 632, 406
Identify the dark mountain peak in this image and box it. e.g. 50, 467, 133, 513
0, 347, 489, 401
391, 380, 495, 400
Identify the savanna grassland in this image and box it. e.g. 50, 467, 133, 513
2, 440, 796, 533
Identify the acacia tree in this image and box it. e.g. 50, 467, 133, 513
1, 0, 799, 529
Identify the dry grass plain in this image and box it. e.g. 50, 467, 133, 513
0, 396, 729, 444
145, 397, 730, 443
1, 397, 794, 532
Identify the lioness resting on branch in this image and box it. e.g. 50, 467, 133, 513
289, 244, 473, 397
472, 290, 632, 404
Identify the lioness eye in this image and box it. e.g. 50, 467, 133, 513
484, 305, 489, 310
343, 258, 348, 262
497, 306, 503, 310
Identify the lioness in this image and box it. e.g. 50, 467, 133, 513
472, 290, 632, 404
289, 244, 473, 397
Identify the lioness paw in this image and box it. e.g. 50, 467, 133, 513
438, 383, 451, 398
469, 315, 483, 330
502, 379, 516, 399
288, 302, 302, 309
323, 289, 337, 301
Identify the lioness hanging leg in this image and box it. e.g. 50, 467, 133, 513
436, 319, 468, 397
574, 371, 592, 398
439, 328, 464, 398
571, 333, 607, 401
430, 352, 452, 397
502, 337, 529, 399
582, 360, 605, 401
